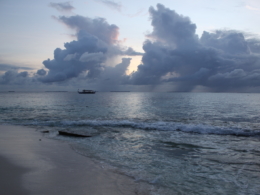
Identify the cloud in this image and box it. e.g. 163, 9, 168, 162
123, 47, 144, 56
79, 52, 105, 62
147, 4, 199, 49
38, 14, 141, 84
124, 4, 260, 92
0, 64, 34, 71
2, 3, 260, 92
128, 4, 201, 86
247, 38, 260, 53
125, 8, 146, 18
58, 15, 119, 45
49, 2, 75, 13
200, 30, 250, 54
0, 70, 31, 84
95, 58, 131, 91
246, 5, 260, 11
36, 69, 47, 76
95, 0, 146, 18
95, 0, 122, 12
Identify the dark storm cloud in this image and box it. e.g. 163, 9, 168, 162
246, 38, 260, 53
95, 0, 122, 12
36, 69, 47, 76
38, 15, 140, 83
0, 70, 31, 84
200, 30, 250, 54
49, 2, 74, 12
127, 4, 260, 92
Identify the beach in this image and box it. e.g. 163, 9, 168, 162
0, 125, 146, 195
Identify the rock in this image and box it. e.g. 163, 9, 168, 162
41, 131, 49, 133
58, 131, 92, 138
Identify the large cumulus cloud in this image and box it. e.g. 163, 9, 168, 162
148, 4, 199, 48
38, 15, 141, 84
128, 4, 260, 92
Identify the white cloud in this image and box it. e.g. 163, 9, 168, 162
245, 5, 260, 11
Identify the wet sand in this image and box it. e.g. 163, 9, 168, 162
0, 125, 146, 195
0, 156, 29, 195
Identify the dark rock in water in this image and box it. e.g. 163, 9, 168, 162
58, 131, 92, 137
41, 131, 49, 133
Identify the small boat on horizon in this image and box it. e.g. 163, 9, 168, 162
78, 89, 96, 94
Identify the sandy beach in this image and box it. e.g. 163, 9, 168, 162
0, 125, 147, 195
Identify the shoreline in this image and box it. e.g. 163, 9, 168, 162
0, 125, 149, 195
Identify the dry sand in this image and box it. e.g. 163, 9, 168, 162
0, 125, 149, 195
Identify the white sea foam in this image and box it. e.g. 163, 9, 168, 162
62, 119, 260, 136
22, 119, 260, 137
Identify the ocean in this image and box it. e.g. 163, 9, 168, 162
1, 91, 260, 194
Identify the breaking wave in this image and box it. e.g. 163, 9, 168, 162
23, 119, 260, 137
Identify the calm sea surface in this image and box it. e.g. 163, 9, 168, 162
1, 92, 260, 194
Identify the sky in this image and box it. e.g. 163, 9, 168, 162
1, 0, 260, 92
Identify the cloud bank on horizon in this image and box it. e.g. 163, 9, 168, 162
1, 3, 260, 92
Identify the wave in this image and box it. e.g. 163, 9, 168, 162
21, 119, 260, 137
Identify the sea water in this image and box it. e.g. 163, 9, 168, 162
1, 92, 260, 194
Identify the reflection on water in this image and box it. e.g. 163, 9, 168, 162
1, 92, 260, 194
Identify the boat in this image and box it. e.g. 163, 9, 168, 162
78, 89, 96, 94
